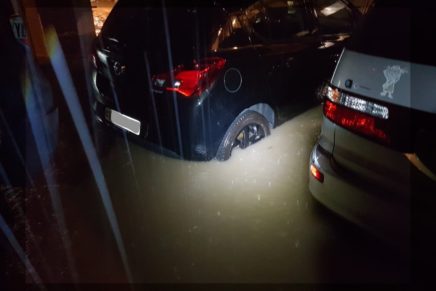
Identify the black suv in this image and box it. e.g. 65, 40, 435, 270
92, 0, 360, 160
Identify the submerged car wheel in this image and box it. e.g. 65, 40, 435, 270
216, 110, 271, 161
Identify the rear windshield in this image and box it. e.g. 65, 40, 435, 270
100, 1, 227, 73
102, 2, 224, 46
348, 1, 433, 66
347, 3, 411, 63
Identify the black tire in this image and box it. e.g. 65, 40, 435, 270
216, 110, 271, 161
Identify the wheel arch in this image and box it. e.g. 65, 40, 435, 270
240, 103, 275, 129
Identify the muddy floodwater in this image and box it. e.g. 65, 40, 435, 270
24, 106, 409, 283
64, 106, 408, 283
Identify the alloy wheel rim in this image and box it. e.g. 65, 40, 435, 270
232, 124, 265, 150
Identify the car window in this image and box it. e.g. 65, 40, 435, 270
211, 14, 251, 50
313, 0, 353, 34
265, 0, 309, 40
246, 0, 310, 43
245, 1, 269, 42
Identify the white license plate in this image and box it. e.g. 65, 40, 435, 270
107, 109, 141, 135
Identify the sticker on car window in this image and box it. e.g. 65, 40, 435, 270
380, 65, 407, 99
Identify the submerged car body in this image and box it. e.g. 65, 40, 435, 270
309, 2, 436, 251
92, 0, 359, 160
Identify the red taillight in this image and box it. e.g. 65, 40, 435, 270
318, 82, 391, 145
324, 99, 389, 143
153, 57, 226, 98
166, 70, 202, 97
310, 164, 324, 183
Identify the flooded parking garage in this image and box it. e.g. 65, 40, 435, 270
0, 0, 418, 288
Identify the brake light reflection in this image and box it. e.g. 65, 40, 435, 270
310, 164, 324, 183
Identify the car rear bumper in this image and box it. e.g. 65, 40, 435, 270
309, 143, 410, 251
92, 98, 219, 161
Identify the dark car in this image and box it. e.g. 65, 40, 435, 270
92, 0, 360, 160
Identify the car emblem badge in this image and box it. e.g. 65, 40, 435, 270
155, 78, 165, 87
380, 65, 407, 99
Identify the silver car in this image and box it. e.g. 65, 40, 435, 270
308, 3, 436, 252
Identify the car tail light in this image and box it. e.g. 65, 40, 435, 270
320, 83, 391, 145
152, 57, 226, 98
310, 164, 324, 183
